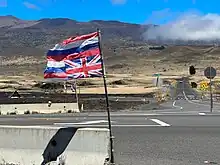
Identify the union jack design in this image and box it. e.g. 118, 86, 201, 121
65, 54, 103, 78
44, 32, 104, 80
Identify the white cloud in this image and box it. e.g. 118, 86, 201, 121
23, 1, 41, 10
111, 0, 126, 5
0, 0, 7, 7
144, 12, 220, 41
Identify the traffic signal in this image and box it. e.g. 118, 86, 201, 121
191, 82, 197, 88
189, 65, 196, 75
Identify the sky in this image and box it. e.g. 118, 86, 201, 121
2, 0, 220, 41
0, 0, 219, 24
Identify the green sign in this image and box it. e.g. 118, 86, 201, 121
153, 73, 161, 77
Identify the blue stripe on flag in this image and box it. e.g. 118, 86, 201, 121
44, 67, 66, 74
47, 42, 99, 56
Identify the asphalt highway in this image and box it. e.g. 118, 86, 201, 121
1, 111, 220, 165
1, 77, 220, 165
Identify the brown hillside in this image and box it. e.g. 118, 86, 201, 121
0, 16, 220, 77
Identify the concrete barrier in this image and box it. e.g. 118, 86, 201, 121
0, 102, 79, 115
0, 125, 110, 165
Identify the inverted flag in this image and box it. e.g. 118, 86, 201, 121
44, 32, 103, 79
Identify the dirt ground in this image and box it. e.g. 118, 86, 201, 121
0, 73, 181, 94
1, 45, 220, 95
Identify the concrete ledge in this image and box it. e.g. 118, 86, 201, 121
0, 126, 110, 165
0, 102, 79, 115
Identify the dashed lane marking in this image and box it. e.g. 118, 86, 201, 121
150, 119, 171, 127
172, 100, 183, 110
54, 119, 171, 127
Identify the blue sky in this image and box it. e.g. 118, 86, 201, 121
0, 0, 220, 24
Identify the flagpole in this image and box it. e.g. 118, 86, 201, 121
97, 28, 115, 164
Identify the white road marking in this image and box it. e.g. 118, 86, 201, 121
54, 120, 115, 125
83, 111, 217, 117
172, 100, 183, 110
53, 124, 163, 127
100, 125, 162, 127
183, 91, 210, 107
153, 111, 199, 114
54, 119, 171, 127
150, 119, 171, 127
89, 113, 159, 116
199, 113, 206, 116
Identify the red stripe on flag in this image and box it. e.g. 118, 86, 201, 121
62, 32, 98, 45
44, 72, 68, 79
66, 64, 102, 74
47, 48, 100, 61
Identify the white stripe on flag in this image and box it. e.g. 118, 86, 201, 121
50, 36, 98, 51
47, 61, 65, 68
79, 36, 98, 48
50, 40, 85, 51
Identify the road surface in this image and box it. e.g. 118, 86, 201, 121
1, 77, 220, 165
1, 111, 220, 165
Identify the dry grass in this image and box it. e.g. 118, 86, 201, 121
0, 56, 44, 66
2, 45, 220, 94
0, 74, 180, 94
75, 86, 158, 94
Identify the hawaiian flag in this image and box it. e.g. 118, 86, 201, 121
44, 32, 103, 79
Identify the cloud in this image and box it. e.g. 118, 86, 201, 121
144, 11, 220, 41
0, 0, 7, 7
23, 1, 40, 10
111, 0, 126, 5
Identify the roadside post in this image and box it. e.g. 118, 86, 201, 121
204, 67, 216, 112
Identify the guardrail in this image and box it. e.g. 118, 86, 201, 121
0, 126, 110, 165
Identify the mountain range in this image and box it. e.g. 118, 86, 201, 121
0, 15, 149, 46
0, 15, 220, 77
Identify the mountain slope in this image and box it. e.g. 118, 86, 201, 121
0, 16, 149, 56
0, 16, 220, 77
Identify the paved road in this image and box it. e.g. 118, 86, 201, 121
1, 112, 220, 126
114, 126, 220, 165
2, 77, 220, 165
1, 112, 220, 165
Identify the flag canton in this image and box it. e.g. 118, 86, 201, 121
44, 32, 103, 80
65, 54, 103, 78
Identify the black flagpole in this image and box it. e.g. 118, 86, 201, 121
97, 28, 115, 164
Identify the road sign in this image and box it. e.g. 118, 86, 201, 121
152, 77, 163, 87
204, 66, 216, 112
189, 65, 196, 75
153, 73, 162, 87
199, 81, 209, 91
153, 73, 161, 77
204, 67, 216, 79
191, 82, 197, 88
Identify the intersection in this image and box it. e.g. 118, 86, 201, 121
1, 77, 220, 165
